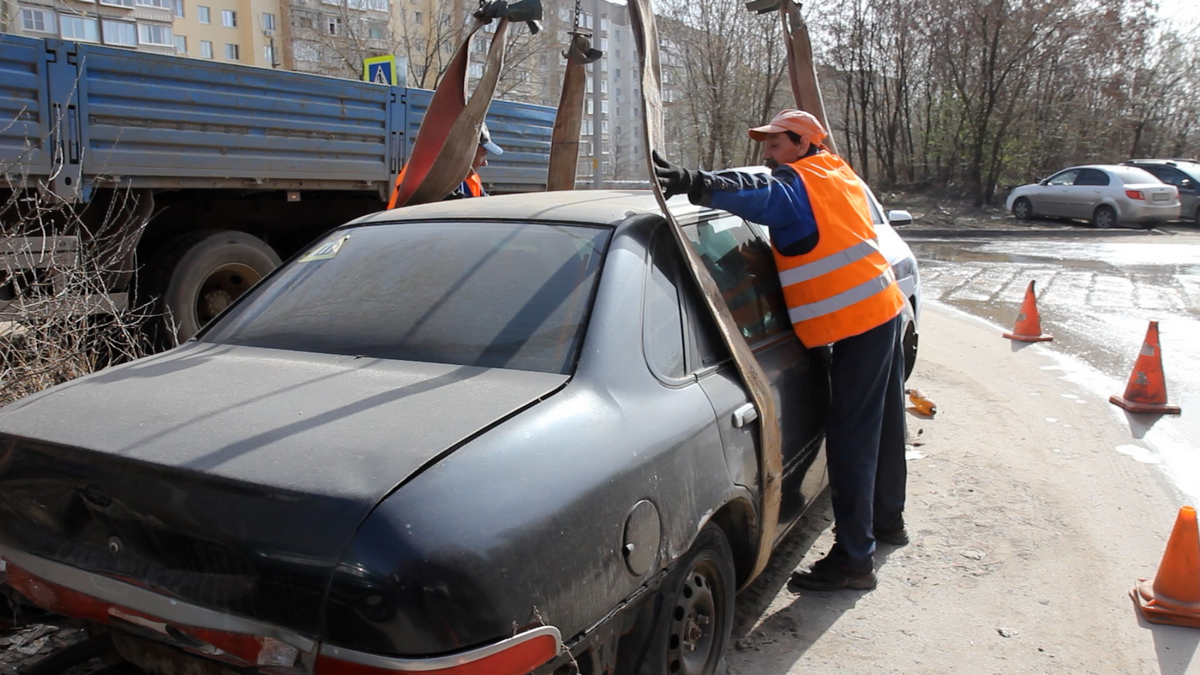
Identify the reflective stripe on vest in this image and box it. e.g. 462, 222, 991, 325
774, 153, 904, 346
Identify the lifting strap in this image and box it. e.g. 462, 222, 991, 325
780, 0, 837, 154
627, 0, 783, 586
388, 17, 510, 207
546, 34, 600, 191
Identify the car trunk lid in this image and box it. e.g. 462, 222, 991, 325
0, 342, 567, 637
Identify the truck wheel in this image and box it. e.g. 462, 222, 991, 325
148, 231, 280, 344
640, 525, 735, 675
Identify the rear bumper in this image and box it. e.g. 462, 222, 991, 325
1, 543, 565, 674
1121, 201, 1180, 223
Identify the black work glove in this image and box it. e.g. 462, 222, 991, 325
653, 150, 695, 199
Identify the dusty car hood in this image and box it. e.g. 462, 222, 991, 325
0, 342, 566, 636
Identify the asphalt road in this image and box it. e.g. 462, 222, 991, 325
907, 228, 1200, 502
728, 299, 1196, 675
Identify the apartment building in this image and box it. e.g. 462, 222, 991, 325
171, 0, 281, 66
4, 0, 175, 55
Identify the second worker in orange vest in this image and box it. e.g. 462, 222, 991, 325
654, 109, 908, 592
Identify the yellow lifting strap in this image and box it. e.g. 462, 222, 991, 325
627, 0, 783, 586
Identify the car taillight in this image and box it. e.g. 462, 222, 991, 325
1125, 190, 1145, 200
314, 627, 561, 675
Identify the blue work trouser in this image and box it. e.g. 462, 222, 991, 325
824, 313, 907, 566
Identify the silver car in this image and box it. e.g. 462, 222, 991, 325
1006, 164, 1180, 228
1123, 159, 1200, 223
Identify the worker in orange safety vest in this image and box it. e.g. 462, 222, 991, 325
653, 109, 908, 592
387, 123, 503, 208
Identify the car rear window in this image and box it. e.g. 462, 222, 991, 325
202, 221, 611, 375
1109, 166, 1159, 184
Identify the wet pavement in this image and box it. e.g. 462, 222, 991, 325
904, 227, 1200, 501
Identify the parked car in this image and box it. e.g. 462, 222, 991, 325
1005, 164, 1180, 228
1122, 159, 1200, 223
0, 188, 916, 675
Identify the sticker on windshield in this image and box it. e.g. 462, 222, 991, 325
299, 234, 350, 262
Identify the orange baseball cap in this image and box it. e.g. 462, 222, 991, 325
748, 109, 828, 144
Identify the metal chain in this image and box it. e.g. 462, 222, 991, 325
572, 0, 583, 33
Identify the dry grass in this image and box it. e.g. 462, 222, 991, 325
0, 187, 154, 407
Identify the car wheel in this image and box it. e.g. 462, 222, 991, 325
901, 300, 918, 382
1193, 204, 1200, 223
1012, 197, 1032, 220
147, 230, 281, 345
1092, 205, 1117, 229
640, 525, 735, 675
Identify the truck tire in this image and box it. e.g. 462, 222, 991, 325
148, 230, 280, 344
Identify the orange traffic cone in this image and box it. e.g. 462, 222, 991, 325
1110, 321, 1181, 415
1003, 280, 1052, 342
1131, 506, 1200, 628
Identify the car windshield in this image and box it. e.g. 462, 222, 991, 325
202, 221, 611, 375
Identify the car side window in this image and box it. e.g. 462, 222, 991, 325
683, 216, 789, 344
1047, 170, 1079, 186
1075, 169, 1110, 186
644, 228, 686, 380
1145, 167, 1186, 188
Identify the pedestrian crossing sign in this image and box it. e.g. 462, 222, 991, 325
363, 56, 397, 86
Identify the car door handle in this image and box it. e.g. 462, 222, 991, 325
732, 403, 758, 428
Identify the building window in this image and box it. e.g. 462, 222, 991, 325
197, 6, 210, 23
263, 43, 275, 64
174, 34, 186, 53
225, 43, 239, 59
600, 37, 608, 49
138, 23, 173, 45
601, 100, 608, 114
586, 76, 593, 93
586, 99, 593, 114
173, 0, 183, 17
101, 19, 137, 46
468, 62, 483, 78
368, 22, 386, 39
21, 8, 56, 33
135, 0, 171, 8
413, 10, 421, 23
326, 16, 340, 34
602, 120, 609, 133
600, 17, 608, 30
61, 15, 100, 41
262, 12, 275, 31
200, 39, 213, 58
221, 9, 236, 26
98, 0, 135, 7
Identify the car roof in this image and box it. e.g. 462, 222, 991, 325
353, 190, 718, 227
1123, 159, 1200, 177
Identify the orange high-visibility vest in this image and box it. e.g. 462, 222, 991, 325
387, 166, 482, 209
775, 153, 904, 346
464, 170, 483, 197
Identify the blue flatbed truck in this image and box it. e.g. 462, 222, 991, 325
0, 34, 555, 339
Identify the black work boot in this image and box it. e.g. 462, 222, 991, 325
874, 517, 909, 546
788, 547, 876, 592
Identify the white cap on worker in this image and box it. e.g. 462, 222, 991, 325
480, 122, 503, 155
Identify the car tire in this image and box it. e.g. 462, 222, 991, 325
1092, 205, 1117, 229
1012, 197, 1033, 220
639, 524, 735, 675
147, 230, 281, 345
900, 296, 918, 382
1193, 204, 1199, 223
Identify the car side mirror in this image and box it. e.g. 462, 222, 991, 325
1181, 178, 1196, 191
887, 210, 913, 226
